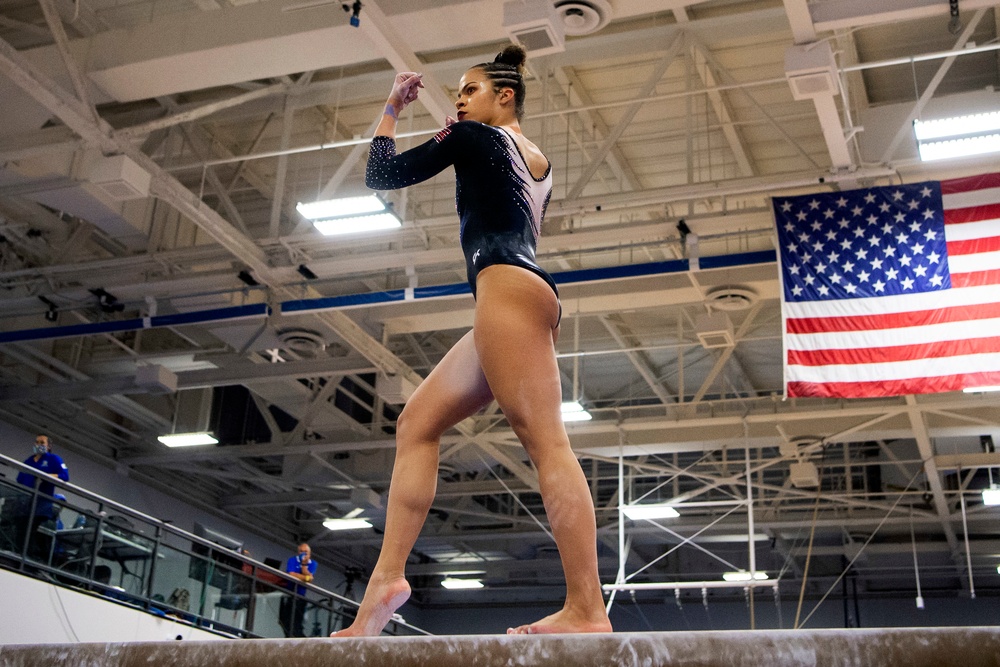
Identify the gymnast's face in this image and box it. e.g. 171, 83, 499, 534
456, 68, 513, 125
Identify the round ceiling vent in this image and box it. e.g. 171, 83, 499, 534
277, 328, 326, 357
554, 0, 612, 36
705, 287, 758, 312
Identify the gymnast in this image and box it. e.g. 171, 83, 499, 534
331, 45, 611, 637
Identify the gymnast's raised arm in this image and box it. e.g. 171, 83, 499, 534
366, 72, 462, 190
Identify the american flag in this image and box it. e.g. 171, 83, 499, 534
773, 172, 1000, 398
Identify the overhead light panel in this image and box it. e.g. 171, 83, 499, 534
914, 110, 1000, 162
297, 195, 385, 220
622, 503, 680, 520
313, 213, 401, 236
322, 517, 373, 531
964, 385, 1000, 393
561, 401, 592, 422
157, 432, 218, 447
297, 195, 402, 237
722, 571, 769, 582
441, 578, 484, 590
914, 110, 1000, 140
983, 486, 1000, 506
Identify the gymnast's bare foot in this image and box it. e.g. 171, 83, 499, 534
330, 576, 411, 637
506, 607, 612, 635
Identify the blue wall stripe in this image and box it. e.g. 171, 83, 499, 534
0, 319, 145, 344
699, 249, 776, 270
150, 303, 269, 327
1, 250, 776, 344
0, 303, 269, 344
553, 258, 691, 285
282, 289, 408, 314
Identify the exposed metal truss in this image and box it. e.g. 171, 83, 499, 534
1, 0, 999, 613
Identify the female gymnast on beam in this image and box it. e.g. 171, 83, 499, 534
331, 45, 612, 637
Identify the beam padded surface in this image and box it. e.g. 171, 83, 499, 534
2, 628, 1000, 666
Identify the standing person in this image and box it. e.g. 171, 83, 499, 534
332, 45, 611, 637
279, 542, 317, 637
15, 434, 69, 561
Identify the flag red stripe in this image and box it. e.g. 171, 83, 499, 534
950, 269, 1000, 288
787, 370, 1000, 398
941, 172, 1000, 195
787, 335, 1000, 366
946, 235, 1000, 255
943, 203, 1000, 224
785, 301, 1000, 334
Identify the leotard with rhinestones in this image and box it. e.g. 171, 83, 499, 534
366, 121, 555, 298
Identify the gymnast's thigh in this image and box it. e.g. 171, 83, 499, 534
398, 330, 495, 439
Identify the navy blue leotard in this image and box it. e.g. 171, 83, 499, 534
366, 121, 556, 299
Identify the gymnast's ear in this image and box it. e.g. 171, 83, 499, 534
496, 86, 515, 106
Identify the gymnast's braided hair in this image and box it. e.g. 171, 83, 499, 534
474, 44, 528, 121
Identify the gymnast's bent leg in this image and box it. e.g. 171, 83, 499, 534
331, 330, 495, 637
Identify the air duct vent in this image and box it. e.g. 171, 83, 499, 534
84, 154, 151, 201
554, 0, 611, 36
789, 460, 820, 488
376, 374, 416, 404
785, 41, 839, 101
277, 328, 326, 357
503, 0, 565, 56
136, 364, 179, 394
694, 312, 735, 349
705, 286, 757, 312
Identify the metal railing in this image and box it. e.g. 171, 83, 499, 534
0, 452, 427, 638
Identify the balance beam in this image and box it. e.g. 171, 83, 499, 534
2, 627, 999, 666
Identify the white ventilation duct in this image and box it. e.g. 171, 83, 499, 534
784, 41, 840, 100
503, 0, 566, 56
0, 150, 152, 250
83, 154, 151, 202
173, 387, 214, 434
694, 312, 735, 349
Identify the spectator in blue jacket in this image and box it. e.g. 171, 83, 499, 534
279, 543, 317, 637
15, 434, 69, 561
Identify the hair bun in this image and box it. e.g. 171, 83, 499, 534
494, 44, 527, 73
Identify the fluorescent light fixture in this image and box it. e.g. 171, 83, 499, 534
997, 565, 1000, 575
297, 195, 386, 220
913, 111, 1000, 162
312, 212, 401, 236
322, 517, 373, 531
622, 503, 680, 520
913, 111, 1000, 141
918, 134, 1000, 161
561, 401, 592, 422
441, 578, 484, 590
983, 487, 1000, 506
298, 195, 402, 236
157, 432, 218, 447
964, 385, 1000, 393
722, 571, 769, 582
